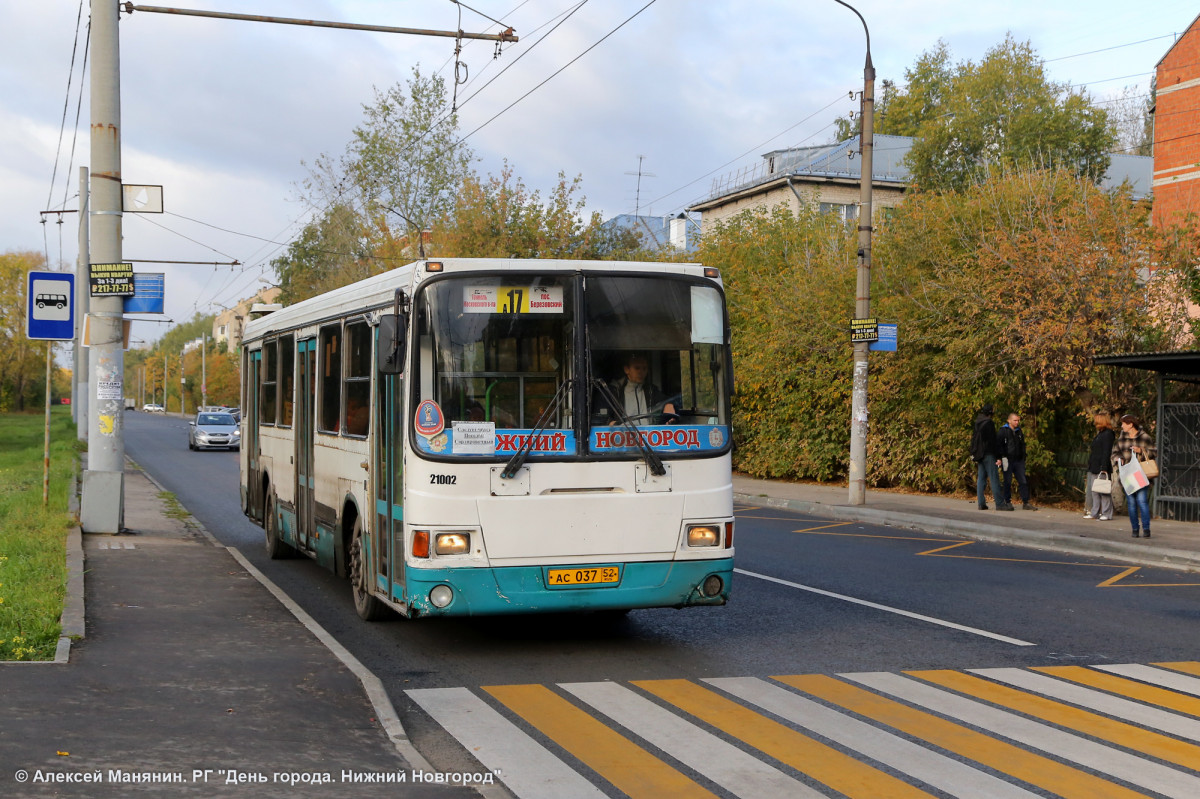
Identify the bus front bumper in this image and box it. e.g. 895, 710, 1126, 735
399, 557, 733, 617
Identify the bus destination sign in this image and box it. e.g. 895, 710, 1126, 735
464, 285, 564, 314
89, 262, 136, 297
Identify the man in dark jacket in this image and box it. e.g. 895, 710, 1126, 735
972, 404, 1007, 510
997, 412, 1037, 511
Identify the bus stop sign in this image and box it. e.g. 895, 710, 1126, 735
27, 270, 75, 341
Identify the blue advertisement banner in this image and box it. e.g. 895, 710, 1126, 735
124, 273, 165, 314
590, 425, 730, 454
414, 427, 577, 457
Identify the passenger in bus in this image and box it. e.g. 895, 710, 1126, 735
345, 395, 369, 436
605, 352, 678, 426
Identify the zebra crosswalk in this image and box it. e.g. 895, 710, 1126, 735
407, 661, 1200, 798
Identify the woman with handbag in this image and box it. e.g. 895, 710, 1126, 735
1112, 414, 1157, 538
1085, 412, 1116, 521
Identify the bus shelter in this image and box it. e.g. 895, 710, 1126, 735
1094, 349, 1200, 523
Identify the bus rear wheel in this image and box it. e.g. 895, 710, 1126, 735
350, 516, 389, 621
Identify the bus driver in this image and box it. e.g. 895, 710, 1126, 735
607, 352, 678, 426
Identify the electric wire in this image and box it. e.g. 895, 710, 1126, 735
44, 0, 88, 215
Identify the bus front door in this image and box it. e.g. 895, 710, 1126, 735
374, 371, 404, 602
247, 349, 263, 522
296, 339, 317, 553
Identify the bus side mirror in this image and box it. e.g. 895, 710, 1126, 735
377, 314, 406, 375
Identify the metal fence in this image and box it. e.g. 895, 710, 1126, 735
1156, 403, 1200, 522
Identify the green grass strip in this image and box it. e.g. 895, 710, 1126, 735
0, 408, 79, 661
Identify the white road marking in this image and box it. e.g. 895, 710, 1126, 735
407, 686, 607, 799
561, 681, 818, 798
843, 671, 1200, 799
735, 568, 1036, 646
1094, 663, 1200, 696
706, 676, 1040, 799
970, 667, 1200, 742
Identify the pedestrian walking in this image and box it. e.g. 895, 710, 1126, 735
997, 412, 1037, 510
1084, 412, 1116, 521
970, 404, 1006, 510
1112, 414, 1156, 538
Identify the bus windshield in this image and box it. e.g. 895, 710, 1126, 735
411, 271, 731, 461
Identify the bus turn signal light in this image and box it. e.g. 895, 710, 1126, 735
412, 530, 430, 558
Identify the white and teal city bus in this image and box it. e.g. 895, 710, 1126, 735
239, 258, 734, 619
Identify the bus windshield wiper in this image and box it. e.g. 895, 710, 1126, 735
500, 379, 573, 479
589, 379, 666, 476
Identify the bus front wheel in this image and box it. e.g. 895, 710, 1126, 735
264, 494, 291, 559
350, 516, 389, 621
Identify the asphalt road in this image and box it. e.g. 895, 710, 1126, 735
123, 411, 1200, 795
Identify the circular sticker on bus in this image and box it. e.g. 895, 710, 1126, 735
414, 400, 445, 438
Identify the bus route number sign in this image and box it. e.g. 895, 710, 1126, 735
850, 317, 879, 343
89, 262, 136, 297
464, 285, 564, 314
546, 565, 620, 587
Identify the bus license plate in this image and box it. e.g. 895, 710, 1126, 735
547, 566, 620, 587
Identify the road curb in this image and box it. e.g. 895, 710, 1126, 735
734, 491, 1200, 573
130, 460, 428, 771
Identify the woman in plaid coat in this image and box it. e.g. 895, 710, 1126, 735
1112, 414, 1157, 538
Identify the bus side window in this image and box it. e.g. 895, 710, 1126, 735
319, 324, 341, 433
345, 322, 370, 436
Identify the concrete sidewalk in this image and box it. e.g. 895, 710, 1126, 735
0, 464, 476, 798
733, 474, 1200, 572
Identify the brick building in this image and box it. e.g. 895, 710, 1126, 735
1153, 14, 1200, 228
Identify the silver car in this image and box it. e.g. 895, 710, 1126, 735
188, 411, 241, 451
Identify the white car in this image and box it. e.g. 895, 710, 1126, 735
142, 403, 165, 413
188, 411, 241, 451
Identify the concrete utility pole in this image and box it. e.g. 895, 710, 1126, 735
836, 0, 874, 506
75, 166, 90, 441
81, 0, 126, 533
201, 332, 207, 409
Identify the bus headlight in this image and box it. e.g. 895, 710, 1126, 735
429, 584, 454, 608
686, 524, 720, 547
435, 532, 470, 555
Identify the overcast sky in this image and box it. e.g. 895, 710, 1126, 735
3, 0, 1197, 346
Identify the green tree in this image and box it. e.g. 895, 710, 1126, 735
872, 167, 1177, 489
902, 35, 1114, 191
273, 203, 377, 305
702, 169, 1180, 494
697, 204, 857, 479
427, 164, 649, 260
0, 251, 52, 412
309, 65, 475, 253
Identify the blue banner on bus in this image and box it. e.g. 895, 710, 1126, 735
414, 427, 578, 457
590, 425, 730, 453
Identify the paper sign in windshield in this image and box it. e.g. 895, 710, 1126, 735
463, 285, 564, 314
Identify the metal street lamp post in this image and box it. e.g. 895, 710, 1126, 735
832, 0, 875, 506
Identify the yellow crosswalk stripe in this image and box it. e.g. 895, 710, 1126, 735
1156, 661, 1200, 678
1034, 666, 1200, 717
634, 678, 934, 799
778, 674, 1148, 799
909, 669, 1200, 772
482, 684, 718, 799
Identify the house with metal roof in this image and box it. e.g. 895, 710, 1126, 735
688, 134, 1153, 234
